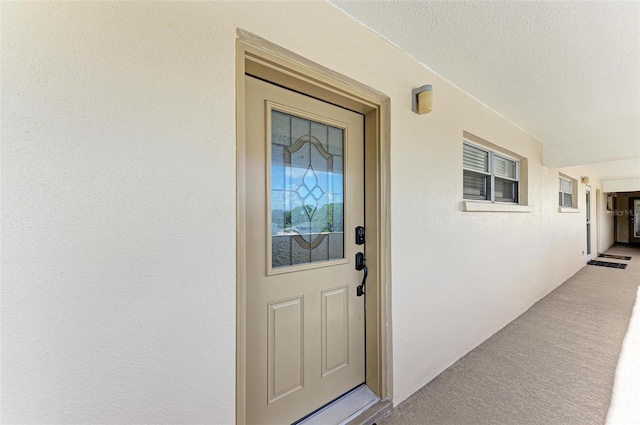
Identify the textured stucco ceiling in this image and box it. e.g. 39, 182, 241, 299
331, 1, 640, 179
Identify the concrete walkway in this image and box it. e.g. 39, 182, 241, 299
377, 245, 640, 425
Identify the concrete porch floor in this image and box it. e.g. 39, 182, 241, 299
373, 244, 640, 425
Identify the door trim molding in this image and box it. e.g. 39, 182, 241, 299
236, 33, 392, 424
586, 185, 592, 261
629, 197, 640, 243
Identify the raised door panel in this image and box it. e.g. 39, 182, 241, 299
322, 287, 349, 377
268, 297, 304, 404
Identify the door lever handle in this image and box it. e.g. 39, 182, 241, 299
355, 252, 367, 297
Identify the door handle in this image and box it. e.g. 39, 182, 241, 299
355, 252, 367, 297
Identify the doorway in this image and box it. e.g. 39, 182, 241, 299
630, 197, 640, 244
586, 187, 592, 260
596, 189, 601, 254
236, 39, 390, 424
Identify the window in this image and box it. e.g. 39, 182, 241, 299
559, 176, 573, 207
463, 142, 519, 203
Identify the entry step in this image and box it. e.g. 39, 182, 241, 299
297, 385, 380, 425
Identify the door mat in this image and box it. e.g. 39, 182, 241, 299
588, 260, 628, 269
598, 254, 632, 260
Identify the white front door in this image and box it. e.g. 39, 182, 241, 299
244, 76, 366, 424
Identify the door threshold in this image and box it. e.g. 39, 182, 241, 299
345, 399, 392, 425
296, 385, 380, 425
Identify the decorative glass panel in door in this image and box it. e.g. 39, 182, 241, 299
271, 110, 344, 268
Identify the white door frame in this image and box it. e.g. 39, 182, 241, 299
595, 188, 601, 254
235, 35, 392, 424
586, 186, 592, 261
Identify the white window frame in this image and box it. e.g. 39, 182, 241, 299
557, 174, 580, 213
463, 141, 520, 204
559, 176, 573, 208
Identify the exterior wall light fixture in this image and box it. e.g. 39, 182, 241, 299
412, 84, 433, 115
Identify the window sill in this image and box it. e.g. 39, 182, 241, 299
463, 201, 533, 213
558, 207, 581, 213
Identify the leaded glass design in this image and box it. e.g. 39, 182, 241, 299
271, 110, 344, 268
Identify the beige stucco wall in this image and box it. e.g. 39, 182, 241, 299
599, 189, 616, 252
1, 2, 615, 423
604, 178, 640, 193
